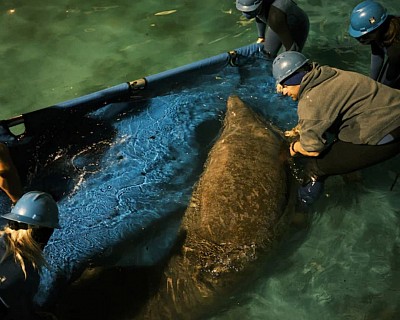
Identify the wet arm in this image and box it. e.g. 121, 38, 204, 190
0, 143, 23, 203
255, 17, 267, 40
370, 43, 384, 80
381, 44, 400, 87
290, 140, 320, 157
292, 117, 334, 157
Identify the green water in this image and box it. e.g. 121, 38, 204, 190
1, 0, 396, 119
1, 0, 399, 319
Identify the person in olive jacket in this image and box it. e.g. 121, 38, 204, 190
272, 51, 400, 206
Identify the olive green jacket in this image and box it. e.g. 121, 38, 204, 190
297, 63, 400, 152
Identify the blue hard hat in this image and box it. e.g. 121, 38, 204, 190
348, 0, 388, 38
2, 191, 60, 228
272, 51, 309, 84
236, 0, 263, 12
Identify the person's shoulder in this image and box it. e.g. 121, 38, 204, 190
271, 0, 297, 9
271, 0, 292, 10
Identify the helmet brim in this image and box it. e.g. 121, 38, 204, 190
236, 2, 262, 12
1, 212, 61, 229
273, 58, 309, 84
348, 25, 367, 38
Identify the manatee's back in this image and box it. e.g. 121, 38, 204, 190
141, 96, 294, 320
184, 95, 291, 268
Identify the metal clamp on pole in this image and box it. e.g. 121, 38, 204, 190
128, 78, 147, 99
1, 115, 24, 128
129, 78, 147, 91
0, 115, 25, 144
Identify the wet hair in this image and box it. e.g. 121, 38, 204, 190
382, 16, 400, 46
0, 226, 46, 278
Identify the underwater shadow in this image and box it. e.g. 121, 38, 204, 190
52, 208, 187, 320
4, 99, 155, 204
7, 108, 116, 202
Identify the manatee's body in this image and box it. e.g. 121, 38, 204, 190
141, 95, 296, 319
53, 96, 296, 320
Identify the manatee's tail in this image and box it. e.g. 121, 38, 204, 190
226, 95, 243, 111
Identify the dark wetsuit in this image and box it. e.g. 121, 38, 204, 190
253, 0, 309, 57
370, 16, 400, 89
0, 236, 40, 320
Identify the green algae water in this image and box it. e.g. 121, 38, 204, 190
0, 1, 399, 319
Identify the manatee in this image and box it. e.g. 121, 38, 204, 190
53, 95, 297, 320
140, 95, 297, 319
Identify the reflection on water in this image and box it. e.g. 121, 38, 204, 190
0, 0, 395, 119
0, 0, 399, 319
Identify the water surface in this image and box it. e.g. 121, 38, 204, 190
0, 1, 399, 319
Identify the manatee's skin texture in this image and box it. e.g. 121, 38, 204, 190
52, 96, 295, 320
142, 96, 295, 319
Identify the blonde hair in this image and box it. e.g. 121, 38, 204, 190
0, 226, 46, 278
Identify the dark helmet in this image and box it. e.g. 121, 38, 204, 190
348, 0, 388, 38
236, 0, 263, 12
272, 51, 309, 84
2, 191, 60, 229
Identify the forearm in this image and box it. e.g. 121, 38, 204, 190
370, 53, 384, 80
290, 140, 320, 157
381, 54, 400, 87
0, 170, 23, 203
0, 144, 22, 202
370, 43, 384, 80
255, 19, 266, 39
